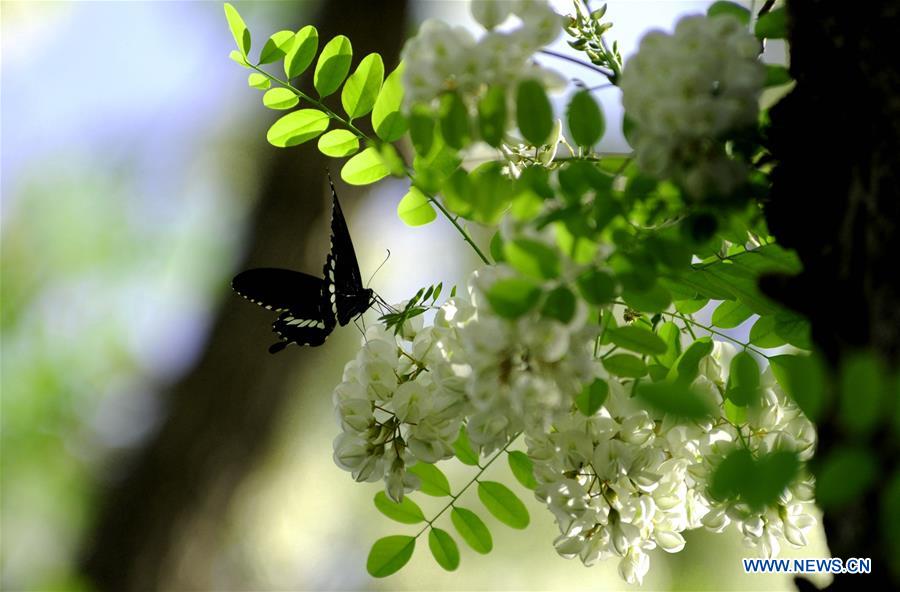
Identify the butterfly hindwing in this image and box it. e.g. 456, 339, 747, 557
324, 179, 373, 326
233, 268, 335, 352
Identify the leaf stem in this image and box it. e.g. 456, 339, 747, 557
414, 433, 520, 538
428, 196, 491, 265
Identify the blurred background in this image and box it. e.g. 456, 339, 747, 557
1, 1, 825, 590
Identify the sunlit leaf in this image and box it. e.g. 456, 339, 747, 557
258, 30, 295, 65
409, 105, 435, 155
755, 7, 787, 39
284, 26, 319, 78
342, 53, 384, 120
367, 535, 415, 577
341, 147, 389, 185
314, 35, 353, 98
224, 3, 251, 57
372, 62, 408, 142
266, 109, 329, 147
667, 338, 713, 384
749, 315, 787, 348
637, 381, 713, 418
657, 322, 682, 369
397, 187, 437, 227
622, 283, 672, 313
247, 73, 271, 90
262, 87, 299, 110
316, 129, 360, 157
707, 1, 750, 24
711, 300, 753, 329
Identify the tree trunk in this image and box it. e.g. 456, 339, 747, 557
78, 1, 408, 590
763, 1, 900, 589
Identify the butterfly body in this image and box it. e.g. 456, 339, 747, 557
232, 178, 376, 352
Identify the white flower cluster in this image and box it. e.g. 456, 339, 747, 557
402, 0, 563, 106
441, 266, 600, 454
527, 341, 817, 584
620, 15, 765, 198
332, 323, 466, 502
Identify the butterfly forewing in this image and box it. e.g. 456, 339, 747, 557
232, 268, 323, 312
324, 179, 373, 326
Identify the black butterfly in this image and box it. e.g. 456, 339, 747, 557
232, 177, 381, 353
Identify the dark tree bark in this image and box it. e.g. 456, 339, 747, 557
763, 1, 900, 589
79, 1, 407, 590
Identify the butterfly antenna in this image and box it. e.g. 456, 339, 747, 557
367, 249, 391, 288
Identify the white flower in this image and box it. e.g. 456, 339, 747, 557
620, 14, 765, 197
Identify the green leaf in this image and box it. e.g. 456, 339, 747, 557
316, 129, 360, 157
453, 427, 479, 466
397, 187, 437, 227
477, 481, 529, 529
485, 278, 541, 319
248, 73, 271, 90
637, 381, 713, 418
516, 79, 553, 146
621, 283, 672, 313
765, 64, 792, 88
341, 146, 389, 185
284, 26, 318, 78
774, 311, 812, 350
503, 239, 560, 280
667, 338, 714, 384
657, 322, 682, 369
439, 91, 470, 149
749, 315, 787, 348
575, 378, 609, 416
603, 354, 647, 378
262, 87, 299, 110
770, 354, 828, 421
229, 50, 250, 68
258, 30, 295, 65
450, 508, 493, 554
674, 298, 708, 315
373, 491, 426, 524
314, 35, 353, 98
428, 528, 460, 571
266, 109, 330, 147
839, 352, 885, 436
745, 451, 798, 509
566, 89, 604, 148
711, 300, 753, 329
223, 3, 250, 57
726, 351, 760, 407
490, 231, 505, 263
815, 446, 877, 509
709, 449, 754, 501
409, 105, 435, 155
607, 326, 667, 356
755, 7, 787, 39
507, 451, 538, 490
367, 535, 416, 578
576, 269, 615, 305
707, 1, 750, 24
342, 53, 384, 120
541, 286, 576, 324
478, 85, 507, 147
373, 62, 408, 142
408, 463, 451, 497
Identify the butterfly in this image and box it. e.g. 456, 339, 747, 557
232, 176, 383, 353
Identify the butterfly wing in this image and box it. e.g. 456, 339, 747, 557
324, 179, 373, 326
232, 268, 323, 312
232, 268, 335, 352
